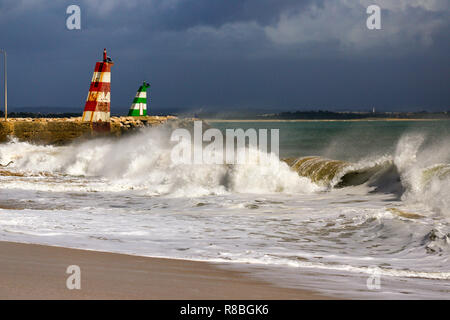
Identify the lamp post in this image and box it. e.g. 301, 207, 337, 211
0, 50, 6, 121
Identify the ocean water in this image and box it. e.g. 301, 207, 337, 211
0, 120, 449, 299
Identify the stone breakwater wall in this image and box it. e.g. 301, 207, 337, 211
0, 116, 177, 145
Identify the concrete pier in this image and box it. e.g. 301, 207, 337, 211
0, 116, 177, 145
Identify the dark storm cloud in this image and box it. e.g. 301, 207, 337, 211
146, 0, 311, 31
74, 0, 313, 31
0, 0, 449, 113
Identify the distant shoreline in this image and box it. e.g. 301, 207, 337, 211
205, 118, 449, 122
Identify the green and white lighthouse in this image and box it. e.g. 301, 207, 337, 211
128, 81, 150, 116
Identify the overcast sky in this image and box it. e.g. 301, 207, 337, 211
0, 0, 449, 114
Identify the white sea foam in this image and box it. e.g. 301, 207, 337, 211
1, 125, 449, 299
0, 126, 320, 197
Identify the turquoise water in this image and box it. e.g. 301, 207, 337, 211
209, 120, 450, 160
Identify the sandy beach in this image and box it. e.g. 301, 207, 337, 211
0, 241, 327, 300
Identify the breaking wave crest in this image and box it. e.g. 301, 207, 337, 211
285, 133, 450, 216
0, 125, 449, 214
0, 125, 320, 197
394, 134, 450, 216
284, 156, 396, 189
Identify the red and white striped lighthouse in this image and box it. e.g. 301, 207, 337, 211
82, 49, 114, 130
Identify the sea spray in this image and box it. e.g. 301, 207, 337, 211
394, 134, 450, 216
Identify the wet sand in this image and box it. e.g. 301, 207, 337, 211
0, 241, 328, 300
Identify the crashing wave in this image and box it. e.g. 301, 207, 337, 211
284, 156, 397, 189
0, 125, 320, 197
1, 126, 449, 215
394, 134, 450, 216
285, 150, 450, 216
